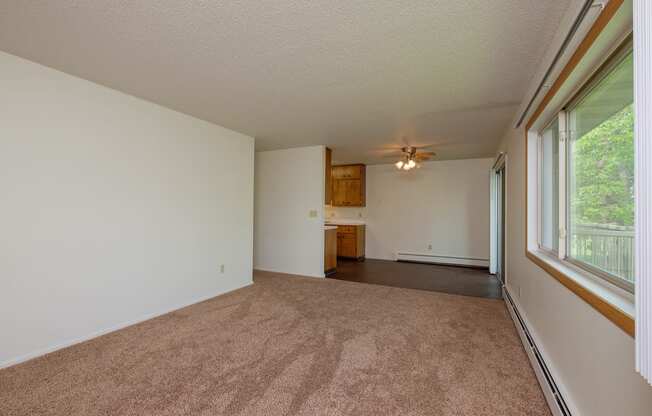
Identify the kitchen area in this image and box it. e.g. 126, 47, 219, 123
324, 147, 366, 275
256, 144, 496, 295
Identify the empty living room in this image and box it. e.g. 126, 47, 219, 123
2, 1, 652, 415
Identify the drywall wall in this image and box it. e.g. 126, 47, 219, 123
497, 126, 652, 415
0, 52, 255, 367
326, 158, 492, 266
254, 146, 325, 277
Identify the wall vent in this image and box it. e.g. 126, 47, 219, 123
504, 289, 572, 416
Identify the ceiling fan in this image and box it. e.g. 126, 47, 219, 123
385, 145, 436, 171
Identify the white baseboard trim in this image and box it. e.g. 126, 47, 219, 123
0, 281, 253, 370
503, 286, 577, 416
396, 252, 489, 268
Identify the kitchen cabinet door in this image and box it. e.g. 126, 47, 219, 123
331, 164, 365, 207
345, 180, 362, 206
339, 235, 357, 257
324, 228, 337, 272
332, 179, 347, 206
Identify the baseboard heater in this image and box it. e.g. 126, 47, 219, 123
503, 288, 572, 416
396, 252, 489, 268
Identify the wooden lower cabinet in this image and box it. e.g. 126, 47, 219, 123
324, 228, 337, 274
336, 225, 365, 259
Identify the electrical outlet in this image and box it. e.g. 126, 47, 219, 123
220, 264, 225, 274
309, 209, 318, 218
427, 244, 432, 251
358, 212, 363, 218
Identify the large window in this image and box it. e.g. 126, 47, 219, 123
537, 42, 634, 292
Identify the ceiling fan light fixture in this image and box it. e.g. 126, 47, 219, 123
391, 143, 435, 171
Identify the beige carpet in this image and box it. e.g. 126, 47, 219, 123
0, 271, 550, 416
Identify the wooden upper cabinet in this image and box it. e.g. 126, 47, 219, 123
344, 179, 362, 206
331, 164, 365, 207
332, 165, 362, 180
331, 178, 346, 206
325, 147, 332, 205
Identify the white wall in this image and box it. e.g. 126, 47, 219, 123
254, 146, 325, 277
498, 126, 652, 415
0, 52, 255, 367
327, 158, 492, 266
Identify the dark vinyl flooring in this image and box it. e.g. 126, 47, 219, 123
328, 259, 503, 299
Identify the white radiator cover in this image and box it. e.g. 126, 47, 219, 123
635, 0, 652, 387
503, 287, 573, 416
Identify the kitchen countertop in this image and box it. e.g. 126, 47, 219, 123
324, 219, 365, 225
324, 225, 338, 231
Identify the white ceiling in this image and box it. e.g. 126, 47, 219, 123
0, 0, 571, 164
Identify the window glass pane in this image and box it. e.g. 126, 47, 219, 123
540, 119, 559, 251
568, 51, 634, 286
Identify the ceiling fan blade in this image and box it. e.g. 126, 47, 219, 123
415, 153, 436, 161
370, 147, 406, 156
372, 143, 436, 161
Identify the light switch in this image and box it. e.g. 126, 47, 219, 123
309, 210, 318, 218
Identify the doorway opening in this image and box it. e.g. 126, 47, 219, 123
490, 153, 507, 286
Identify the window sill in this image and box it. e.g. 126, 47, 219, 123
526, 248, 635, 337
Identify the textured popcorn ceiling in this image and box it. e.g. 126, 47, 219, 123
0, 1, 571, 163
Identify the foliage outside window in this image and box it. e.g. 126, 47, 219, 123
568, 51, 634, 288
